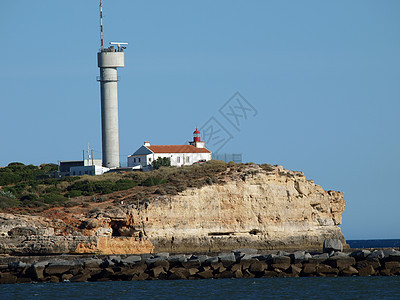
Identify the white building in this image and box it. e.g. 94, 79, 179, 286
128, 129, 212, 169
70, 165, 110, 176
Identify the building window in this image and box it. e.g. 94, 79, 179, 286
177, 157, 180, 163
133, 158, 136, 163
138, 158, 141, 163
149, 158, 152, 162
186, 157, 190, 163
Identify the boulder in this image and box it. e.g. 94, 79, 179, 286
287, 265, 302, 276
168, 255, 187, 263
349, 250, 371, 261
122, 255, 141, 265
311, 253, 329, 261
277, 251, 290, 257
342, 266, 358, 276
219, 253, 236, 267
197, 270, 213, 279
249, 261, 268, 273
302, 263, 317, 275
130, 262, 148, 275
150, 266, 166, 278
45, 262, 73, 275
388, 251, 400, 262
325, 256, 356, 270
242, 269, 255, 278
217, 270, 235, 279
109, 255, 122, 264
383, 261, 400, 270
356, 258, 380, 270
83, 258, 103, 269
323, 239, 343, 253
240, 254, 257, 261
205, 257, 219, 264
271, 256, 291, 270
316, 264, 339, 275
240, 259, 257, 270
234, 269, 243, 278
101, 258, 115, 268
358, 265, 375, 276
152, 259, 170, 271
8, 261, 27, 269
155, 252, 170, 259
70, 273, 91, 282
61, 273, 74, 282
195, 255, 209, 263
182, 259, 201, 269
368, 250, 384, 259
211, 262, 226, 273
0, 273, 18, 284
290, 251, 312, 264
188, 268, 199, 276
135, 272, 149, 280
230, 263, 242, 272
140, 254, 153, 260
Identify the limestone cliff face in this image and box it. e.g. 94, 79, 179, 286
131, 165, 346, 253
0, 164, 346, 254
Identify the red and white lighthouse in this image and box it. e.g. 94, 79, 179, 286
193, 128, 201, 142
190, 128, 205, 148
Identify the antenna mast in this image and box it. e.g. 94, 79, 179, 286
100, 0, 104, 50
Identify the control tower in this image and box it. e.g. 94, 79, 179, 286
97, 1, 127, 168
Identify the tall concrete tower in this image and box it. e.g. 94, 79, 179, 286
97, 1, 127, 168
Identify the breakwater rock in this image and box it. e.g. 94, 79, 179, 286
0, 164, 347, 254
1, 248, 399, 283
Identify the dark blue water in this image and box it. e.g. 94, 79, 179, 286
1, 277, 400, 299
347, 239, 400, 249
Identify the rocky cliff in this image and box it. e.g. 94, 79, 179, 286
0, 163, 346, 255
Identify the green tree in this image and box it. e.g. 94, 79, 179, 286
152, 157, 171, 170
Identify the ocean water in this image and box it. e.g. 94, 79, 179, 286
347, 239, 400, 249
1, 277, 400, 300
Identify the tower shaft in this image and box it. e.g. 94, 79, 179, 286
98, 49, 125, 168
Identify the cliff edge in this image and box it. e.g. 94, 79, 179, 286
0, 163, 346, 254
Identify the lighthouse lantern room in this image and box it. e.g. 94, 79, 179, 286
190, 128, 205, 148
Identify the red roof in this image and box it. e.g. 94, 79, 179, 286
193, 128, 200, 134
146, 145, 210, 154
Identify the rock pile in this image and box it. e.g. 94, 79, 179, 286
1, 248, 399, 284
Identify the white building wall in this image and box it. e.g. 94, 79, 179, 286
70, 165, 110, 176
128, 151, 211, 168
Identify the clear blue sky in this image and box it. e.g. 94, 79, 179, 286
1, 1, 399, 240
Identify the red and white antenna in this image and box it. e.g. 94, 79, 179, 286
100, 0, 104, 50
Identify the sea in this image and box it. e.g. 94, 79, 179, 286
0, 239, 399, 300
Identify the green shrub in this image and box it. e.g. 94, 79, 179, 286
140, 177, 167, 187
41, 192, 67, 204
65, 190, 82, 198
0, 196, 20, 209
20, 193, 39, 202
0, 170, 21, 186
115, 179, 137, 191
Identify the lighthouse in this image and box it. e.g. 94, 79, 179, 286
190, 128, 205, 148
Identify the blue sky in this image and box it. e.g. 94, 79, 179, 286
0, 1, 399, 239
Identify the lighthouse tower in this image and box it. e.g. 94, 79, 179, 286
97, 1, 127, 168
190, 128, 205, 148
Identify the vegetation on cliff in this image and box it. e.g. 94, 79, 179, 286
0, 160, 229, 212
